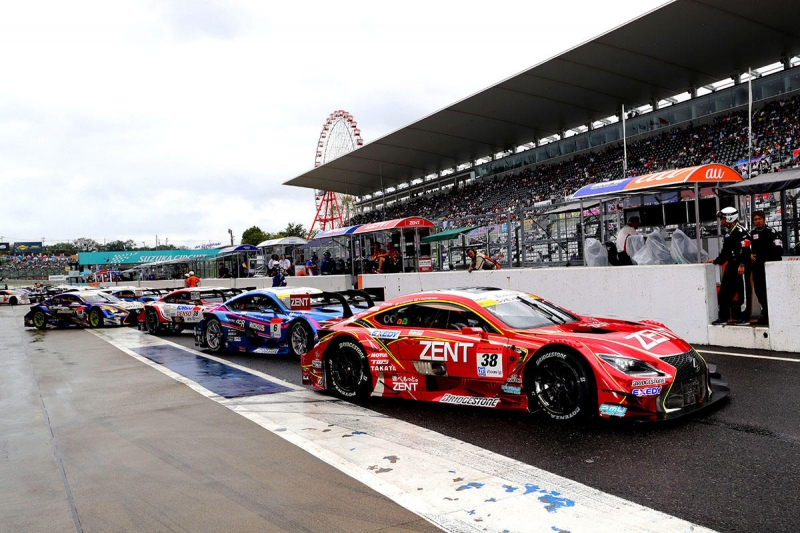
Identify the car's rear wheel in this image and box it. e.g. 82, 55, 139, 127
88, 308, 103, 328
530, 349, 594, 421
289, 321, 312, 357
32, 310, 47, 330
327, 340, 371, 399
9, 296, 17, 305
205, 318, 224, 354
145, 309, 160, 334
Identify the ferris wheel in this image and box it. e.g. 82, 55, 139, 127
309, 110, 364, 236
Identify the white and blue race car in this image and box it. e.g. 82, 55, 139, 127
194, 287, 378, 357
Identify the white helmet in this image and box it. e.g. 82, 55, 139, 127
718, 207, 738, 224
189, 271, 194, 275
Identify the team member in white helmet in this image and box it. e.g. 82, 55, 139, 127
706, 207, 751, 325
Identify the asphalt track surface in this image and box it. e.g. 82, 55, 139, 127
3, 305, 798, 533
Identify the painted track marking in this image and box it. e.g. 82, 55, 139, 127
93, 328, 716, 533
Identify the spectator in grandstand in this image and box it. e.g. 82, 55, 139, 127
185, 271, 201, 288
707, 207, 750, 325
466, 248, 500, 272
749, 210, 782, 325
615, 216, 640, 265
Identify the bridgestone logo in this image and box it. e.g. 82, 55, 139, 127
440, 394, 499, 408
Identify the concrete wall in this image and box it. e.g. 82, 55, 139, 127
361, 265, 715, 345
95, 263, 799, 352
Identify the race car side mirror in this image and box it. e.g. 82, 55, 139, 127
461, 326, 487, 339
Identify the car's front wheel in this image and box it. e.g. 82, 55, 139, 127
32, 310, 47, 330
326, 340, 371, 399
88, 308, 103, 328
205, 318, 224, 354
530, 349, 594, 421
289, 321, 313, 357
145, 309, 160, 334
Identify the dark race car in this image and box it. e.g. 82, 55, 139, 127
194, 287, 378, 357
301, 287, 729, 422
104, 286, 178, 303
141, 287, 247, 335
24, 290, 144, 329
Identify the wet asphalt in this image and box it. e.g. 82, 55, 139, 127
167, 333, 800, 533
0, 307, 441, 533
3, 303, 799, 533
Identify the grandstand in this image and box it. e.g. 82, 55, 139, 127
285, 0, 800, 268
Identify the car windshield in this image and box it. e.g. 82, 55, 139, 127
82, 293, 120, 304
482, 295, 578, 329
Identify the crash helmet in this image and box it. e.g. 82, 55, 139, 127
717, 207, 738, 224
189, 271, 195, 275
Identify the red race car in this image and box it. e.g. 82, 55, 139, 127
301, 287, 728, 422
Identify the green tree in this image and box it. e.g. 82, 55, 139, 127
45, 242, 79, 255
241, 226, 269, 246
280, 223, 307, 238
105, 239, 137, 251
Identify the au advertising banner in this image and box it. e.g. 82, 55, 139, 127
14, 242, 44, 254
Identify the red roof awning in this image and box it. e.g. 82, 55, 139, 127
353, 217, 435, 234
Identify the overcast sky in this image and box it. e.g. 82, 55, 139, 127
0, 0, 667, 249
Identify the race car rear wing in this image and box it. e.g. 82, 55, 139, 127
310, 289, 382, 319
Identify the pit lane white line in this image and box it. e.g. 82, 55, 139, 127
93, 328, 715, 533
698, 349, 800, 363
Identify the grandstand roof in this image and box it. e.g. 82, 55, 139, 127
285, 0, 800, 198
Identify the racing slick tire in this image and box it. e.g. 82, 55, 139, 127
9, 296, 17, 305
205, 318, 224, 354
326, 340, 371, 399
32, 310, 47, 330
288, 320, 313, 357
529, 348, 595, 422
88, 308, 103, 328
145, 309, 161, 335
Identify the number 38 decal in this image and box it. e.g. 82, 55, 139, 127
477, 352, 503, 378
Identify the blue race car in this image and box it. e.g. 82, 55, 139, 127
194, 287, 377, 357
24, 290, 144, 329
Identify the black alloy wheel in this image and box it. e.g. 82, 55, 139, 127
289, 321, 312, 357
145, 309, 160, 334
531, 350, 594, 421
205, 318, 224, 354
327, 340, 371, 399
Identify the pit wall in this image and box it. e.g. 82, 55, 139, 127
358, 262, 800, 353
96, 263, 800, 352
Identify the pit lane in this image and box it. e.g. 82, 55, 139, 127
164, 331, 800, 533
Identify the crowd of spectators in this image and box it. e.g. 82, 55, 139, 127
0, 254, 75, 280
350, 95, 800, 229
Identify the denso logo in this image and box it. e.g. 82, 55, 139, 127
420, 341, 473, 363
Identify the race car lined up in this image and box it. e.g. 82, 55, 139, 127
24, 290, 144, 329
104, 286, 177, 303
141, 287, 246, 335
301, 287, 729, 422
194, 287, 379, 357
1, 289, 30, 305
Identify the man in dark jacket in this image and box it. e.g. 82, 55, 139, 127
749, 210, 782, 325
707, 207, 750, 325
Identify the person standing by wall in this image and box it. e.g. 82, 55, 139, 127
706, 207, 750, 325
466, 248, 500, 272
749, 210, 782, 325
615, 216, 640, 265
185, 271, 201, 288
